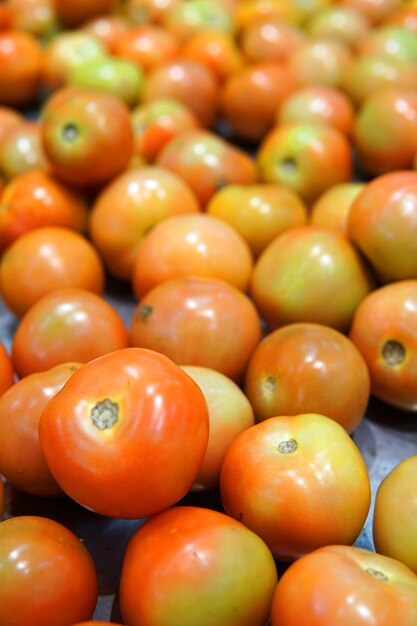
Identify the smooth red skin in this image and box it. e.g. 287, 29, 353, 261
83, 15, 131, 54
219, 61, 298, 142
309, 182, 365, 236
244, 322, 370, 433
220, 414, 371, 561
114, 25, 179, 71
143, 59, 218, 127
286, 38, 353, 89
39, 348, 209, 519
54, 0, 118, 26
181, 31, 244, 82
240, 16, 305, 63
373, 455, 417, 574
271, 545, 417, 626
0, 226, 105, 317
0, 121, 49, 181
0, 31, 43, 106
0, 362, 81, 497
250, 226, 375, 332
11, 288, 129, 378
156, 129, 257, 206
0, 516, 98, 626
41, 89, 134, 187
354, 89, 417, 175
349, 280, 417, 410
348, 171, 417, 282
0, 169, 88, 253
130, 276, 262, 383
0, 341, 15, 398
257, 123, 353, 204
119, 506, 278, 626
132, 213, 254, 298
206, 183, 308, 258
88, 166, 201, 281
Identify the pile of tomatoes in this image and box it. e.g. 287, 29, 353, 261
1, 0, 417, 624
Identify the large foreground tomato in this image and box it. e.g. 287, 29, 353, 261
271, 545, 417, 626
39, 347, 209, 518
220, 413, 371, 560
119, 506, 278, 626
0, 516, 98, 626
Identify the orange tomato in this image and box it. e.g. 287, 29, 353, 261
180, 30, 243, 82
309, 182, 365, 236
0, 341, 15, 398
0, 30, 43, 106
0, 121, 49, 181
53, 0, 118, 26
82, 14, 131, 54
240, 16, 305, 63
286, 38, 353, 89
0, 106, 23, 148
115, 24, 180, 71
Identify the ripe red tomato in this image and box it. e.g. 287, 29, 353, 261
119, 506, 278, 626
244, 322, 370, 433
11, 288, 129, 378
39, 347, 209, 518
0, 515, 98, 626
0, 340, 15, 398
0, 362, 81, 497
271, 545, 417, 626
220, 413, 371, 560
0, 30, 43, 106
349, 280, 417, 410
373, 455, 417, 574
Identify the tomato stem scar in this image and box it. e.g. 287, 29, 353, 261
137, 304, 152, 322
264, 376, 276, 393
381, 339, 405, 366
279, 156, 297, 173
62, 122, 79, 143
90, 399, 119, 430
365, 567, 388, 582
277, 439, 298, 454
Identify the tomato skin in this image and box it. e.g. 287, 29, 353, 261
271, 545, 417, 626
0, 340, 15, 398
244, 322, 370, 433
373, 455, 417, 574
220, 413, 371, 561
0, 362, 81, 497
0, 516, 98, 626
119, 506, 278, 626
39, 347, 209, 519
0, 479, 5, 519
349, 280, 417, 410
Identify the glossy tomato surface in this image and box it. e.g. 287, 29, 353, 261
0, 516, 98, 626
119, 506, 278, 626
39, 347, 209, 518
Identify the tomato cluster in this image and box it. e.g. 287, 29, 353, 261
1, 0, 417, 624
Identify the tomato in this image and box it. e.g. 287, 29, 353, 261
0, 121, 48, 181
0, 340, 15, 398
53, 0, 118, 27
305, 4, 370, 49
250, 226, 375, 332
245, 322, 370, 433
0, 106, 22, 147
0, 362, 81, 497
309, 181, 365, 236
11, 288, 129, 378
340, 0, 402, 24
129, 276, 262, 382
0, 479, 5, 519
181, 30, 243, 82
131, 213, 254, 299
0, 30, 43, 106
82, 14, 130, 54
206, 182, 308, 258
0, 169, 88, 254
271, 545, 417, 626
41, 88, 134, 188
155, 129, 257, 206
0, 516, 98, 626
348, 171, 417, 283
359, 24, 417, 61
162, 0, 234, 41
181, 365, 254, 491
39, 348, 209, 518
239, 16, 305, 63
119, 506, 278, 626
114, 24, 180, 72
349, 280, 417, 411
0, 226, 105, 317
8, 0, 57, 38
88, 166, 201, 281
373, 455, 417, 574
286, 38, 353, 89
220, 413, 371, 560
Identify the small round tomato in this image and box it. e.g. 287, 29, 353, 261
119, 506, 278, 626
11, 288, 129, 378
181, 30, 243, 82
206, 182, 308, 258
340, 0, 402, 24
309, 181, 365, 236
82, 14, 131, 54
8, 0, 58, 38
181, 365, 255, 491
348, 171, 417, 282
286, 38, 353, 89
220, 413, 371, 561
0, 226, 105, 317
0, 106, 22, 147
0, 30, 43, 106
359, 24, 417, 61
373, 455, 417, 574
239, 16, 305, 63
0, 362, 81, 497
41, 88, 134, 188
132, 213, 254, 298
349, 280, 417, 411
0, 169, 88, 253
245, 322, 370, 433
39, 348, 209, 518
162, 0, 234, 41
0, 516, 98, 626
114, 24, 180, 72
250, 226, 375, 332
271, 545, 417, 626
53, 0, 118, 26
0, 121, 48, 181
130, 276, 262, 382
0, 341, 15, 398
305, 4, 370, 49
88, 166, 201, 281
